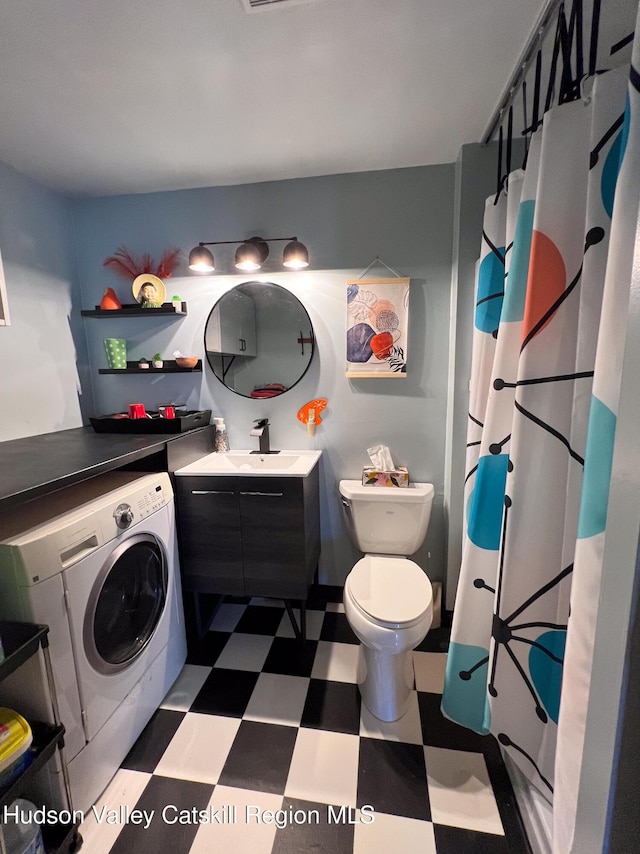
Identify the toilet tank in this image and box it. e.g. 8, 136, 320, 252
339, 480, 435, 555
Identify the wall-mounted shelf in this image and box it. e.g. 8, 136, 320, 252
81, 302, 187, 317
99, 359, 202, 375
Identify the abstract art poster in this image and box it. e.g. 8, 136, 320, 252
345, 278, 409, 377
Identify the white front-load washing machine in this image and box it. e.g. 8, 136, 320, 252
0, 470, 187, 812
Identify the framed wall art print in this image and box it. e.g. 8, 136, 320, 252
345, 277, 409, 378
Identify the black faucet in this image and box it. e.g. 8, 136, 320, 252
250, 418, 278, 454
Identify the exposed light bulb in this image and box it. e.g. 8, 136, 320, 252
188, 245, 215, 273
283, 257, 309, 269
283, 240, 309, 269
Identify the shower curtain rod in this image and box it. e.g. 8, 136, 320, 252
481, 0, 563, 145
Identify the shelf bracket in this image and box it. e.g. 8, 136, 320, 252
221, 354, 237, 382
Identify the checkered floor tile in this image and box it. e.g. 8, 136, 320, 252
80, 586, 531, 854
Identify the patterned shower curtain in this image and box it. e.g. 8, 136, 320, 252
442, 38, 640, 851
553, 21, 640, 854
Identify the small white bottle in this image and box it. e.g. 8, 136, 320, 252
214, 417, 230, 452
307, 408, 316, 436
3, 799, 45, 854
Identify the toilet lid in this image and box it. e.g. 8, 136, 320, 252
346, 555, 432, 626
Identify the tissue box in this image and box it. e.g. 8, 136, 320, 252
362, 467, 410, 488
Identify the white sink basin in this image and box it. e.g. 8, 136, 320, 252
227, 454, 300, 470
175, 449, 322, 477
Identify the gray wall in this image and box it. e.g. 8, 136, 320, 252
71, 165, 455, 586
0, 162, 92, 441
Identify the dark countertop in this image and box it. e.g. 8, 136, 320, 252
0, 425, 214, 510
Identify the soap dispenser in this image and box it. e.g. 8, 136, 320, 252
214, 417, 230, 452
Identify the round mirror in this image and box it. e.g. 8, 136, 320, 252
204, 282, 315, 398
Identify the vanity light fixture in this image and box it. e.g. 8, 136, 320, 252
282, 239, 309, 269
188, 245, 216, 273
188, 236, 309, 273
235, 237, 269, 272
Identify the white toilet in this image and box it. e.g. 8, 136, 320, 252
339, 480, 435, 721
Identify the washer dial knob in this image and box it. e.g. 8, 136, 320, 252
114, 503, 134, 529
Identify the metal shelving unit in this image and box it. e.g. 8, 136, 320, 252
0, 622, 82, 854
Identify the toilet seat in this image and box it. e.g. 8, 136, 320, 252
346, 555, 432, 629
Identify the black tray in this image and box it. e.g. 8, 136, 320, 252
90, 410, 211, 434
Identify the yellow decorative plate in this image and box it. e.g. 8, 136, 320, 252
132, 273, 166, 308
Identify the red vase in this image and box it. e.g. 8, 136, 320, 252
100, 287, 121, 310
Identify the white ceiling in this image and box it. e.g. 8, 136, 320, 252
0, 0, 549, 196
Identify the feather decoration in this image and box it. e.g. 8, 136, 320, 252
156, 248, 181, 279
103, 245, 181, 280
103, 246, 141, 279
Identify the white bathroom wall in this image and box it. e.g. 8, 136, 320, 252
0, 162, 93, 441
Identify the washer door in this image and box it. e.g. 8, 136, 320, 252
85, 533, 168, 674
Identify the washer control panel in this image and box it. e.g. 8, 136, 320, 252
133, 483, 169, 520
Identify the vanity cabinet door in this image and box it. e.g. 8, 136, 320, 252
215, 290, 257, 356
239, 476, 309, 599
174, 476, 244, 595
233, 294, 257, 357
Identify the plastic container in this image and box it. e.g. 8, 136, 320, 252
214, 417, 230, 452
0, 708, 33, 788
2, 799, 45, 854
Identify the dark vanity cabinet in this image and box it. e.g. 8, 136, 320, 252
175, 463, 320, 602
174, 476, 245, 596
